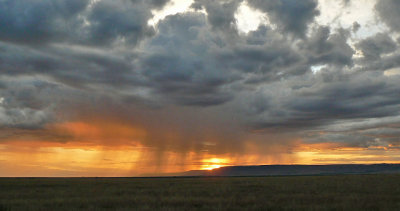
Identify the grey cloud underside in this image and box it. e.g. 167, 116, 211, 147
1, 0, 400, 149
0, 0, 89, 44
375, 0, 400, 32
0, 78, 58, 128
0, 0, 164, 46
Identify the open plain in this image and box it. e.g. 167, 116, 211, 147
1, 174, 400, 210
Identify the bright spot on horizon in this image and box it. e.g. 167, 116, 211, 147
201, 158, 230, 170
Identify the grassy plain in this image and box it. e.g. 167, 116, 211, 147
1, 174, 400, 210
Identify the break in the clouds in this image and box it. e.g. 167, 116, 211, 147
1, 0, 400, 175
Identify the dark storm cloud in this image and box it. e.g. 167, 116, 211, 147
240, 68, 400, 135
304, 117, 400, 148
0, 0, 169, 46
356, 53, 400, 74
0, 0, 89, 44
352, 22, 361, 33
86, 0, 155, 46
356, 33, 397, 60
191, 0, 242, 33
375, 0, 400, 31
0, 41, 138, 89
0, 77, 59, 129
1, 0, 400, 152
138, 13, 237, 106
353, 32, 400, 73
300, 26, 354, 67
222, 25, 306, 81
287, 72, 400, 121
247, 0, 320, 37
146, 0, 170, 9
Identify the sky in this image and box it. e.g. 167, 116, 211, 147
1, 0, 400, 177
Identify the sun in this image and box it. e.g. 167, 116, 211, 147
201, 158, 230, 170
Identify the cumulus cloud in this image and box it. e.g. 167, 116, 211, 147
300, 26, 354, 67
356, 33, 397, 60
247, 0, 320, 37
191, 0, 243, 33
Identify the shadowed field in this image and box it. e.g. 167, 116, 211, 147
1, 175, 400, 210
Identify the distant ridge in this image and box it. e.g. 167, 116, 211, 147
179, 164, 400, 176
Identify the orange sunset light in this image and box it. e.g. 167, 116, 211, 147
201, 158, 231, 170
1, 117, 400, 177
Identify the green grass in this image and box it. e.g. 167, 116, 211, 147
1, 174, 400, 210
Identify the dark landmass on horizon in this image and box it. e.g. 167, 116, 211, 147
153, 164, 400, 177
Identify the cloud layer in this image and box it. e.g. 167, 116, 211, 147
1, 0, 400, 172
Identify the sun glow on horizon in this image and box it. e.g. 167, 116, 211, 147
1, 120, 400, 177
201, 158, 231, 170
2, 138, 400, 177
